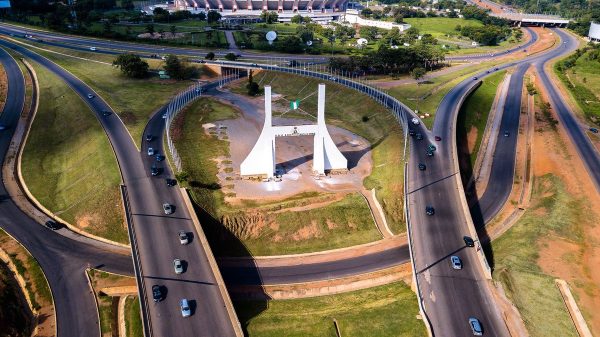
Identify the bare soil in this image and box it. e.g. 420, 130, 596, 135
0, 63, 7, 113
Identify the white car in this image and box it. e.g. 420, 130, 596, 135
450, 256, 462, 270
411, 117, 420, 125
87, 93, 94, 99
178, 231, 189, 245
173, 259, 183, 274
89, 47, 97, 51
147, 147, 155, 156
180, 299, 191, 317
163, 203, 173, 215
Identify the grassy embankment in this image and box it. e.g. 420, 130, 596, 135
21, 63, 127, 243
16, 38, 213, 147
492, 175, 581, 337
456, 70, 506, 180
554, 46, 600, 127
235, 281, 426, 337
87, 269, 136, 336
0, 228, 53, 331
124, 296, 143, 337
172, 97, 381, 256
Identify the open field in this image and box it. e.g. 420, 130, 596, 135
404, 17, 483, 37
457, 70, 506, 175
125, 296, 143, 337
0, 228, 53, 336
21, 63, 127, 243
15, 38, 211, 146
172, 97, 381, 256
492, 175, 580, 337
235, 281, 426, 337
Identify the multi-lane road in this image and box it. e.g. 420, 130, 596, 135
1, 15, 597, 337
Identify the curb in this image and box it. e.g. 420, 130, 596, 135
85, 268, 103, 337
179, 187, 244, 337
555, 279, 593, 337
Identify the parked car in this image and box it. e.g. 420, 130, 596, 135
463, 236, 475, 247
425, 206, 435, 216
179, 231, 189, 245
450, 256, 462, 270
147, 147, 155, 156
152, 285, 163, 302
418, 163, 426, 171
180, 299, 191, 317
469, 317, 483, 336
45, 220, 61, 230
173, 259, 183, 274
163, 203, 173, 215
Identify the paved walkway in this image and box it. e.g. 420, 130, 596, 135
224, 31, 238, 51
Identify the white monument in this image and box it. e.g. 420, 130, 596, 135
240, 84, 348, 179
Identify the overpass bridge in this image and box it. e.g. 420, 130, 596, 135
491, 12, 569, 27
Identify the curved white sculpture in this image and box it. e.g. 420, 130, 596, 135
240, 84, 347, 178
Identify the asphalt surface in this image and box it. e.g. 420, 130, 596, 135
0, 45, 133, 337
0, 40, 238, 337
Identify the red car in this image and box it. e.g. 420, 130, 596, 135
435, 136, 442, 141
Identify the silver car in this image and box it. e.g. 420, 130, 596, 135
163, 203, 173, 215
173, 259, 183, 274
180, 299, 191, 317
450, 256, 462, 270
178, 231, 189, 245
469, 317, 483, 335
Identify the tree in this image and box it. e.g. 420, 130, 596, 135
163, 54, 192, 80
411, 67, 426, 82
170, 25, 176, 36
102, 20, 113, 34
113, 54, 149, 78
205, 52, 215, 60
198, 12, 206, 21
394, 14, 404, 24
290, 14, 303, 24
224, 52, 237, 61
260, 11, 279, 24
361, 8, 373, 17
207, 10, 221, 24
145, 23, 155, 35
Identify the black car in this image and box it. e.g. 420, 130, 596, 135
146, 134, 153, 142
156, 154, 164, 162
152, 285, 163, 302
463, 236, 475, 247
504, 131, 510, 137
409, 130, 415, 136
102, 110, 111, 116
166, 178, 177, 187
426, 150, 434, 157
590, 127, 599, 134
426, 206, 435, 216
151, 166, 159, 176
418, 163, 426, 171
416, 133, 423, 140
428, 144, 437, 152
45, 220, 61, 230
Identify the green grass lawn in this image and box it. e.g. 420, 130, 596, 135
404, 17, 483, 38
555, 48, 600, 126
235, 281, 426, 337
457, 70, 506, 175
491, 174, 582, 337
125, 296, 143, 337
172, 98, 381, 256
21, 63, 127, 243
18, 39, 209, 147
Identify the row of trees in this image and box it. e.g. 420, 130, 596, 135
329, 44, 445, 76
113, 53, 196, 80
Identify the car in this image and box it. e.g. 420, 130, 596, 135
418, 163, 426, 171
147, 147, 155, 156
89, 47, 97, 51
590, 127, 599, 133
146, 134, 153, 142
173, 259, 183, 274
179, 231, 189, 245
428, 144, 437, 152
486, 70, 490, 74
0, 125, 8, 130
163, 203, 173, 214
102, 110, 111, 116
409, 130, 415, 136
156, 154, 164, 162
45, 220, 61, 230
152, 285, 163, 302
469, 317, 483, 335
523, 49, 527, 52
87, 93, 94, 99
434, 136, 441, 141
416, 133, 423, 140
450, 256, 462, 270
328, 76, 336, 81
411, 117, 420, 125
426, 150, 434, 157
425, 206, 435, 216
180, 299, 191, 317
504, 130, 510, 137
473, 76, 478, 80
162, 113, 167, 119
151, 166, 159, 176
166, 178, 177, 187
195, 87, 203, 93
494, 67, 499, 71
463, 236, 475, 247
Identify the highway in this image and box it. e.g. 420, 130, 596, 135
0, 39, 239, 337
0, 46, 133, 337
